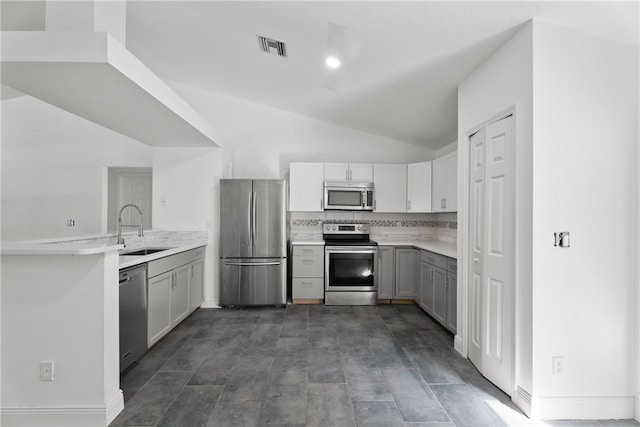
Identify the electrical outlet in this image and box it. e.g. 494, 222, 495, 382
67, 219, 76, 227
552, 356, 563, 375
40, 361, 55, 381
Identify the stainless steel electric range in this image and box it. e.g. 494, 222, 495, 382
323, 222, 378, 306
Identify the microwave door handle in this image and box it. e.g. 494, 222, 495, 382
362, 191, 366, 208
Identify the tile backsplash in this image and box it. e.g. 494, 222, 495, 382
290, 211, 457, 243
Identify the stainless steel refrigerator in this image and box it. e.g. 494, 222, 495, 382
219, 179, 287, 305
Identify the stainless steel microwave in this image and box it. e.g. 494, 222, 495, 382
324, 182, 374, 211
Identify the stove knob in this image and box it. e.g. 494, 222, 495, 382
331, 226, 336, 231
357, 225, 362, 231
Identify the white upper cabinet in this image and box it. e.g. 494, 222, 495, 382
407, 161, 432, 213
324, 163, 373, 182
289, 162, 325, 212
432, 152, 457, 212
373, 164, 407, 213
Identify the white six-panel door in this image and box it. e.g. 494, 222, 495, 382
468, 115, 514, 396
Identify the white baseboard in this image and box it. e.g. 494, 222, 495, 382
106, 390, 124, 425
453, 334, 465, 356
513, 386, 533, 418
1, 397, 123, 427
202, 298, 219, 308
531, 396, 635, 420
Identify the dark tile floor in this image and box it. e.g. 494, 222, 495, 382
110, 304, 639, 427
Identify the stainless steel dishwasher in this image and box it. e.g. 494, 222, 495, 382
119, 264, 148, 372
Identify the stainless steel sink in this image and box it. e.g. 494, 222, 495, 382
120, 247, 174, 256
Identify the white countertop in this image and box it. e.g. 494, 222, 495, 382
118, 242, 206, 269
2, 230, 208, 263
290, 234, 457, 259
1, 241, 124, 255
374, 239, 457, 259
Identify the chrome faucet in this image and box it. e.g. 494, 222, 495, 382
117, 204, 143, 245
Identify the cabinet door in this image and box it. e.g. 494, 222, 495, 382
419, 262, 432, 313
172, 264, 190, 325
289, 162, 324, 211
431, 157, 446, 212
412, 249, 420, 300
373, 164, 407, 213
394, 248, 414, 298
446, 272, 457, 334
431, 266, 448, 326
407, 161, 432, 212
377, 246, 395, 299
349, 163, 373, 182
148, 271, 172, 347
444, 152, 457, 211
189, 258, 204, 312
324, 163, 350, 181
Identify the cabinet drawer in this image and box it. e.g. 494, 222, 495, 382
446, 257, 457, 273
420, 250, 447, 269
292, 255, 324, 277
292, 278, 324, 299
292, 245, 324, 256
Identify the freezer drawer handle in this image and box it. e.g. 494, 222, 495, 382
225, 261, 281, 266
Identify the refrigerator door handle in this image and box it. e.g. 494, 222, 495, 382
224, 261, 282, 267
247, 190, 252, 247
252, 191, 257, 248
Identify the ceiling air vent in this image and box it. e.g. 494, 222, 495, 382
257, 35, 287, 57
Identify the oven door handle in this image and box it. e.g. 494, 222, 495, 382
326, 247, 377, 254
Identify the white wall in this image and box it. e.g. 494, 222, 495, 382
1, 252, 123, 426
459, 19, 639, 420
1, 95, 153, 240
152, 147, 222, 307
530, 21, 638, 419
458, 20, 535, 406
166, 80, 436, 179
159, 81, 437, 307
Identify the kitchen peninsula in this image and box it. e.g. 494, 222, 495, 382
0, 231, 207, 427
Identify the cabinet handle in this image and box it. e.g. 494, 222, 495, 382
407, 200, 411, 211
320, 199, 323, 210
374, 200, 377, 210
302, 259, 313, 264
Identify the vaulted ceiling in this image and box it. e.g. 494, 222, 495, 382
3, 1, 639, 150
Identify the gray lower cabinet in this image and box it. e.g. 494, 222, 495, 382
147, 247, 205, 347
412, 249, 420, 300
431, 265, 448, 325
446, 272, 457, 334
189, 257, 205, 312
292, 245, 324, 301
394, 247, 415, 298
377, 246, 395, 299
419, 261, 433, 313
419, 249, 457, 334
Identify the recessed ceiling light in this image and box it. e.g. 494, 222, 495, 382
325, 56, 341, 69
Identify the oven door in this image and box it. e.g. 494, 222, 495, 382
325, 246, 377, 292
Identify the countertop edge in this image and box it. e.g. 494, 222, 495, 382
290, 239, 456, 259
374, 241, 457, 259
1, 243, 124, 255
118, 242, 207, 269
